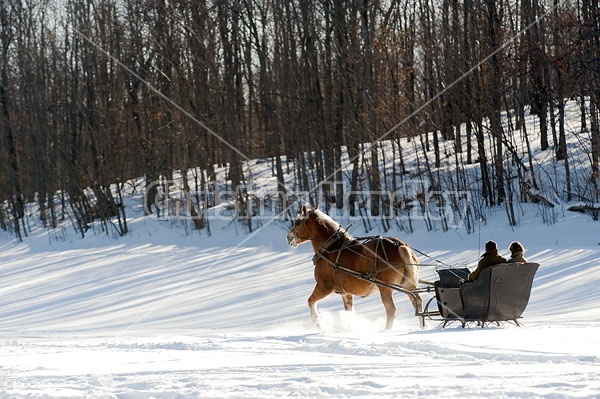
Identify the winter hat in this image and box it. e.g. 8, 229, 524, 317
485, 240, 498, 253
509, 241, 525, 254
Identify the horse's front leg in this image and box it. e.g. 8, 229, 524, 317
308, 285, 331, 328
342, 293, 354, 312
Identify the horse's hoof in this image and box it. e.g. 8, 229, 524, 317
312, 318, 321, 330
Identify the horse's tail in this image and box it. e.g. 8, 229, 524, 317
396, 243, 423, 317
396, 243, 420, 288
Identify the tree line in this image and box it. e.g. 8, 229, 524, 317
1, 0, 599, 240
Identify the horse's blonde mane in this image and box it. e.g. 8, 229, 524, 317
311, 208, 354, 241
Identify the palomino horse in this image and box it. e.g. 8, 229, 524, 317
287, 204, 422, 330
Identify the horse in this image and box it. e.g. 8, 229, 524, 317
286, 204, 422, 330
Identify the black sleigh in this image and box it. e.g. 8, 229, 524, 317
421, 263, 539, 327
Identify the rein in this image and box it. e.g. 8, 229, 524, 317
410, 246, 450, 267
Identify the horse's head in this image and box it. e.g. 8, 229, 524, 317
286, 204, 316, 247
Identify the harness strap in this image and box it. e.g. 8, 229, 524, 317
312, 236, 413, 276
311, 228, 344, 266
315, 256, 422, 311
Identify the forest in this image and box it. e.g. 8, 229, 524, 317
0, 0, 599, 240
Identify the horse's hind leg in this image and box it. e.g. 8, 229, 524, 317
342, 294, 354, 312
379, 287, 396, 330
408, 292, 423, 314
408, 292, 424, 328
308, 285, 331, 328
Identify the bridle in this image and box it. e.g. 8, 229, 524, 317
290, 212, 313, 242
289, 209, 345, 244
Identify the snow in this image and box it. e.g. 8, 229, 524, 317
1, 203, 599, 399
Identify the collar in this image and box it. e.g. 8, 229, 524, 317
312, 230, 348, 265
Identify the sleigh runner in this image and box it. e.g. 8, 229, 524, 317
287, 205, 538, 329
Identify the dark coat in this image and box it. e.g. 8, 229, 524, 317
468, 250, 507, 281
508, 250, 527, 263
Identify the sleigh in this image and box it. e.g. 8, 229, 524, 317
419, 263, 539, 327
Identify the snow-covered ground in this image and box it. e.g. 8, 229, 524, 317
1, 200, 599, 399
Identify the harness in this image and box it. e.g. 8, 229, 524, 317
290, 209, 422, 295
310, 227, 415, 294
314, 232, 425, 299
